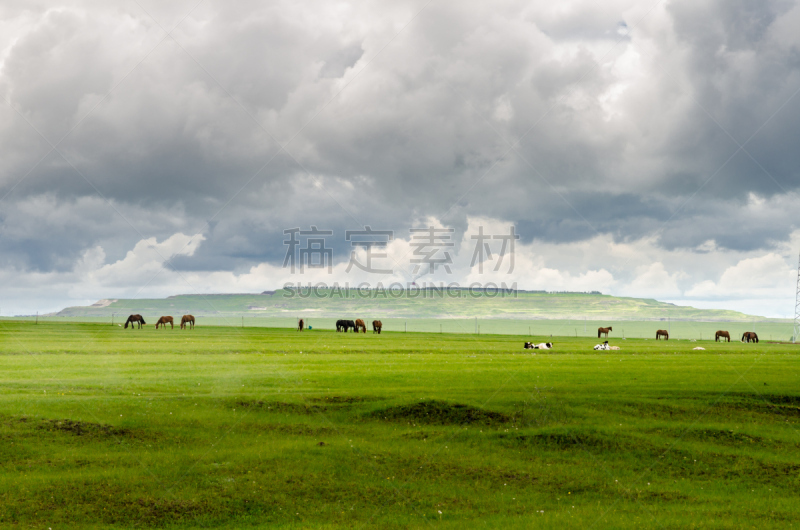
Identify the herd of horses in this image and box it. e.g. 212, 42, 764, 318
598, 326, 759, 342
296, 318, 382, 333
124, 314, 195, 330
121, 315, 761, 343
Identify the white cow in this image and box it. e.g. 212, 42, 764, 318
524, 342, 553, 350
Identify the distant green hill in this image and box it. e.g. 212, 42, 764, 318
55, 289, 776, 322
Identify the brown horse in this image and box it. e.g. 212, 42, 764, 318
598, 326, 612, 338
354, 319, 367, 333
297, 318, 304, 331
180, 315, 195, 330
656, 329, 669, 340
372, 320, 382, 334
715, 330, 730, 342
155, 316, 174, 329
741, 331, 759, 343
124, 314, 146, 329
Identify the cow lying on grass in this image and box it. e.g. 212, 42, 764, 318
524, 342, 553, 350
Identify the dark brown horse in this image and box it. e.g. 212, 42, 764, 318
297, 318, 304, 331
741, 331, 759, 343
180, 315, 195, 330
354, 319, 367, 333
124, 314, 146, 329
656, 329, 669, 340
715, 330, 730, 342
372, 320, 382, 334
598, 326, 612, 338
155, 316, 174, 329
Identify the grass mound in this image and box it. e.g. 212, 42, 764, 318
718, 394, 800, 417
498, 429, 625, 451
38, 418, 131, 438
653, 427, 768, 447
234, 401, 328, 414
371, 400, 509, 426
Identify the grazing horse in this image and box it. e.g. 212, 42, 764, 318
372, 320, 382, 334
741, 331, 759, 343
124, 314, 146, 329
155, 316, 174, 329
354, 319, 367, 333
656, 329, 669, 340
598, 326, 612, 338
297, 318, 304, 331
336, 319, 356, 332
715, 330, 730, 342
180, 315, 195, 330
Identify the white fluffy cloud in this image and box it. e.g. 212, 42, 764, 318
2, 219, 794, 318
685, 253, 796, 299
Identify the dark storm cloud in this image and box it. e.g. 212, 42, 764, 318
2, 0, 800, 283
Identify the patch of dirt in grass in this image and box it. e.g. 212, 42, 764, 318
401, 430, 445, 440
308, 395, 383, 404
650, 427, 770, 447
371, 400, 510, 426
234, 401, 329, 415
235, 397, 378, 414
619, 489, 690, 502
121, 498, 202, 526
497, 429, 626, 451
258, 423, 337, 437
726, 393, 800, 406
716, 395, 800, 417
37, 419, 133, 439
598, 400, 691, 419
403, 456, 537, 486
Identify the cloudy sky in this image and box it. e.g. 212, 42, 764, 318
2, 0, 800, 317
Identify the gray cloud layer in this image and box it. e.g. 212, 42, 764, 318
2, 0, 800, 311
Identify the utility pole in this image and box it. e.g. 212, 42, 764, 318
795, 250, 800, 343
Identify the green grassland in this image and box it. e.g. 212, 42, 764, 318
52, 290, 780, 322
18, 315, 796, 343
2, 321, 799, 528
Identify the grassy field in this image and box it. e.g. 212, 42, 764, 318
13, 315, 796, 342
1, 321, 799, 528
